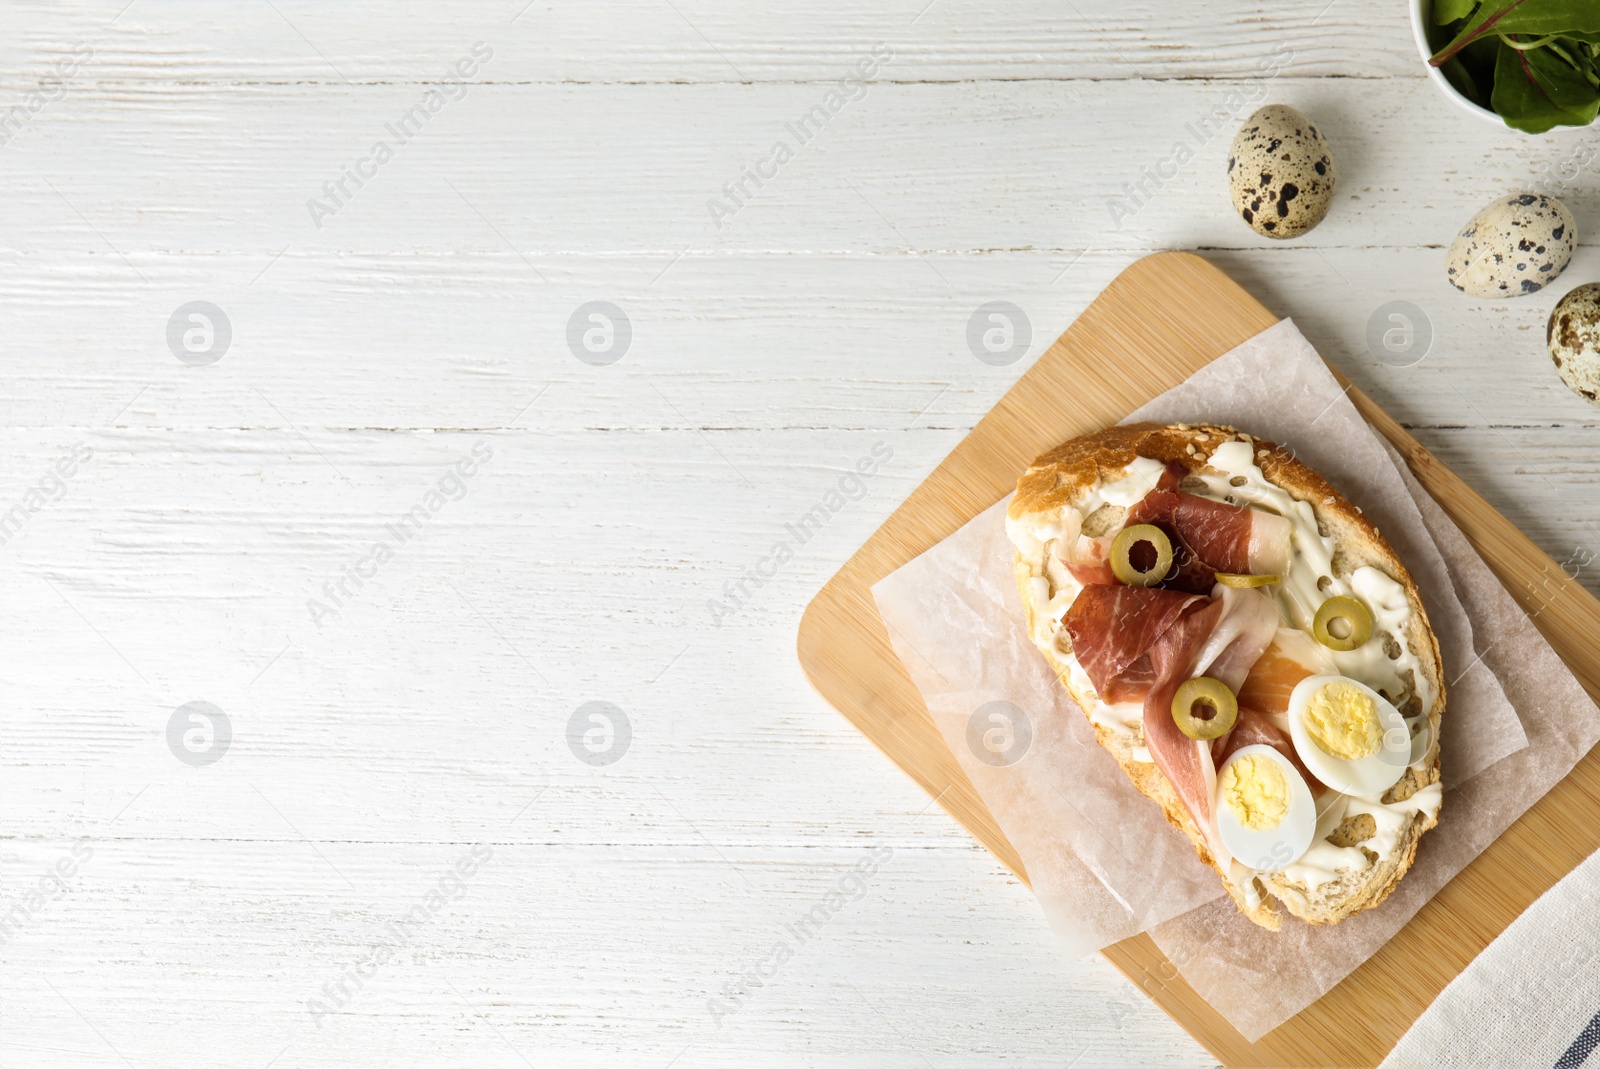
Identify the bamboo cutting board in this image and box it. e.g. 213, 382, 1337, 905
796, 251, 1600, 1067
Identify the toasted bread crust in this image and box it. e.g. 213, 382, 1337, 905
1011, 422, 1444, 928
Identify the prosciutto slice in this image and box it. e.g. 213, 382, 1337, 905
1062, 583, 1280, 856
1137, 598, 1231, 854
1058, 518, 1215, 593
1213, 706, 1327, 797
1188, 586, 1280, 693
1126, 462, 1292, 577
1062, 586, 1206, 697
1061, 535, 1118, 587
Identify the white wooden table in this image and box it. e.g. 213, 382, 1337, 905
3, 2, 1596, 1065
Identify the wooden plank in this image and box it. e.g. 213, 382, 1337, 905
797, 250, 1600, 1066
3, 0, 1423, 84
0, 78, 1567, 257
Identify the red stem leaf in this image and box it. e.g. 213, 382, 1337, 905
1431, 0, 1532, 66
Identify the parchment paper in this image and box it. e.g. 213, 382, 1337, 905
871, 319, 1596, 1039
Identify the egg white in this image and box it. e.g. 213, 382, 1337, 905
1215, 745, 1317, 873
1286, 675, 1411, 798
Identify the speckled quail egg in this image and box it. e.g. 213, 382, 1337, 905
1446, 193, 1575, 298
1227, 105, 1337, 239
1549, 282, 1600, 405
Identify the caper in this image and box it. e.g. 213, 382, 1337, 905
1214, 572, 1281, 588
1171, 677, 1239, 741
1313, 594, 1374, 651
1110, 524, 1173, 587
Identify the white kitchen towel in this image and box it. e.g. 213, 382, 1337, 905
1382, 844, 1600, 1068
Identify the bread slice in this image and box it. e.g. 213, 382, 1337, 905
1008, 422, 1444, 928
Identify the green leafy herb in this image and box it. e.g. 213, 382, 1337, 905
1492, 37, 1600, 130
1429, 0, 1600, 132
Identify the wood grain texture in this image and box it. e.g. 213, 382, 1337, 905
0, 77, 1584, 257
1, 1, 1423, 84
797, 251, 1600, 1066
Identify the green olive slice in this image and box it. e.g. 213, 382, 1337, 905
1215, 572, 1281, 588
1110, 524, 1173, 587
1171, 677, 1239, 741
1313, 594, 1374, 651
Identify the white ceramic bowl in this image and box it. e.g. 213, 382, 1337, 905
1409, 0, 1504, 127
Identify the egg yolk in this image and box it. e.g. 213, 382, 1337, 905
1219, 753, 1288, 831
1305, 679, 1382, 760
